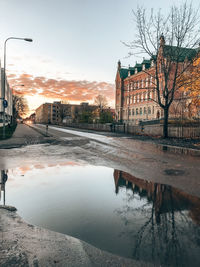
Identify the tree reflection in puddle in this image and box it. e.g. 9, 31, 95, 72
114, 170, 200, 266
1, 165, 200, 266
0, 170, 8, 205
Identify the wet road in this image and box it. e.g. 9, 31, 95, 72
30, 124, 200, 198
1, 124, 200, 266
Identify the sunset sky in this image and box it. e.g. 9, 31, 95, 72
0, 0, 199, 116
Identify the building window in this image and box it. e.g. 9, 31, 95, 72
133, 95, 136, 103
137, 94, 139, 103
141, 94, 143, 102
146, 78, 148, 87
145, 92, 148, 101
144, 107, 147, 114
136, 108, 139, 115
152, 106, 154, 114
132, 109, 135, 115
148, 107, 151, 114
140, 107, 142, 115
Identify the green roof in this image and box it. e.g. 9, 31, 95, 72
142, 59, 151, 69
142, 59, 151, 64
134, 63, 142, 72
163, 45, 197, 62
128, 67, 135, 75
119, 68, 129, 79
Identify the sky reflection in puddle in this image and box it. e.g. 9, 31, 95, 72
1, 163, 200, 266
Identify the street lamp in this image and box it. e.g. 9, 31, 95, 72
2, 37, 33, 138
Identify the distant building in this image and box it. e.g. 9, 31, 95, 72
35, 101, 98, 124
0, 66, 13, 126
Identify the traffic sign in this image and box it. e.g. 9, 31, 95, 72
3, 99, 8, 108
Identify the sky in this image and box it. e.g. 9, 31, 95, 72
0, 0, 199, 115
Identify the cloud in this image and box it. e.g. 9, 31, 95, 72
8, 73, 115, 105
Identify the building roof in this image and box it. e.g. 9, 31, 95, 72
118, 44, 198, 80
134, 63, 142, 71
119, 68, 129, 79
163, 45, 197, 62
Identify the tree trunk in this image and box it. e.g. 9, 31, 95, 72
163, 107, 169, 138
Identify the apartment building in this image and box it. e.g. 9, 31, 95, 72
35, 101, 98, 124
115, 36, 197, 124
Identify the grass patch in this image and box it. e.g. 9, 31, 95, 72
0, 124, 17, 140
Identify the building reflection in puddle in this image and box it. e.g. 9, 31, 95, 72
114, 170, 200, 266
1, 165, 200, 266
0, 170, 8, 205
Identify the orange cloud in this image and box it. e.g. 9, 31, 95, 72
9, 73, 115, 105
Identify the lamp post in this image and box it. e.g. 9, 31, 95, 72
2, 37, 32, 138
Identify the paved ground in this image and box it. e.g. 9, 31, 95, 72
0, 124, 52, 149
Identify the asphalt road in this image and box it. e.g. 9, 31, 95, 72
31, 124, 200, 198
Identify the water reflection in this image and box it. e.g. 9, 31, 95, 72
1, 165, 200, 266
0, 170, 8, 205
114, 170, 200, 266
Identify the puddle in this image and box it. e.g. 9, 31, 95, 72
1, 164, 200, 266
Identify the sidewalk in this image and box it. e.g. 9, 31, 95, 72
0, 124, 51, 149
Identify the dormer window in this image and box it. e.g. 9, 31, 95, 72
151, 60, 154, 67
128, 71, 131, 76
135, 68, 138, 74
142, 64, 145, 70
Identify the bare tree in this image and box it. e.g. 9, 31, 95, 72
13, 94, 29, 120
94, 94, 108, 111
125, 2, 200, 137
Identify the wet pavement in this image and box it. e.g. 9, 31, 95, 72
0, 124, 200, 266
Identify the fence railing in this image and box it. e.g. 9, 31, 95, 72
63, 122, 200, 138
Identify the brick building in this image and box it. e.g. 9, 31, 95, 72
115, 36, 197, 124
